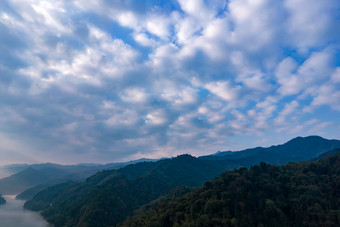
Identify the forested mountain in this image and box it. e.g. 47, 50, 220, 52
7, 136, 340, 196
314, 148, 340, 160
0, 159, 159, 195
16, 184, 50, 200
24, 136, 340, 226
0, 167, 55, 195
121, 153, 340, 227
199, 136, 340, 166
0, 164, 29, 179
24, 155, 239, 227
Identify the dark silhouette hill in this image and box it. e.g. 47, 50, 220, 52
7, 136, 340, 196
24, 136, 340, 227
313, 148, 340, 160
121, 152, 340, 227
200, 135, 340, 166
24, 155, 239, 226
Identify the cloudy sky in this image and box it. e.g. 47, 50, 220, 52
0, 0, 339, 164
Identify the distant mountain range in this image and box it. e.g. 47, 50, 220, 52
0, 164, 29, 179
23, 136, 340, 227
121, 152, 340, 227
1, 135, 339, 196
199, 135, 340, 165
0, 158, 158, 195
24, 155, 239, 226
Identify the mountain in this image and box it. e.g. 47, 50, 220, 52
199, 136, 340, 166
16, 184, 50, 200
0, 159, 159, 195
0, 164, 105, 195
8, 136, 340, 196
313, 148, 340, 160
0, 164, 29, 179
24, 155, 239, 227
24, 136, 340, 226
121, 152, 340, 227
0, 167, 54, 195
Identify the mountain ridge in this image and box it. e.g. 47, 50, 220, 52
24, 135, 340, 227
199, 135, 340, 165
24, 154, 238, 226
121, 152, 340, 227
0, 158, 160, 195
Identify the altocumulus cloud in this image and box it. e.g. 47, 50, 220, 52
0, 0, 339, 164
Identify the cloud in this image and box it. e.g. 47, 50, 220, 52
276, 48, 335, 96
310, 84, 340, 111
134, 33, 156, 46
0, 0, 339, 164
274, 100, 299, 125
284, 0, 340, 52
146, 109, 168, 125
120, 87, 148, 104
145, 14, 171, 40
205, 81, 239, 102
331, 68, 340, 83
275, 57, 300, 96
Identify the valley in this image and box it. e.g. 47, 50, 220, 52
0, 136, 338, 226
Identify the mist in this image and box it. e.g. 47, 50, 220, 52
0, 170, 12, 179
0, 195, 51, 227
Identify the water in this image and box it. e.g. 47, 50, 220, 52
0, 195, 51, 227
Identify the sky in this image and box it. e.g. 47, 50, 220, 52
0, 0, 339, 165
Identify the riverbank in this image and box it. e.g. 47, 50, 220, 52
0, 195, 51, 227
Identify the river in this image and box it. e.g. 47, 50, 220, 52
0, 195, 51, 227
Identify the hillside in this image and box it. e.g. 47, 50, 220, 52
24, 136, 340, 226
121, 152, 340, 227
314, 148, 340, 160
0, 159, 159, 195
0, 164, 29, 179
8, 136, 340, 196
24, 155, 239, 227
0, 164, 97, 195
200, 136, 340, 166
16, 184, 51, 200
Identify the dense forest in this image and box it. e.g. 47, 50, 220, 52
24, 155, 238, 226
121, 153, 340, 227
23, 137, 340, 227
15, 136, 340, 200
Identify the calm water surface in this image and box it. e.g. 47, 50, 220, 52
0, 195, 51, 227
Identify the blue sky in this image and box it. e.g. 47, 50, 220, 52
0, 0, 339, 164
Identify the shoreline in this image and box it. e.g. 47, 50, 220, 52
0, 194, 52, 227
3, 194, 17, 199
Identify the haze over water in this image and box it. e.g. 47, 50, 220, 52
0, 195, 50, 227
